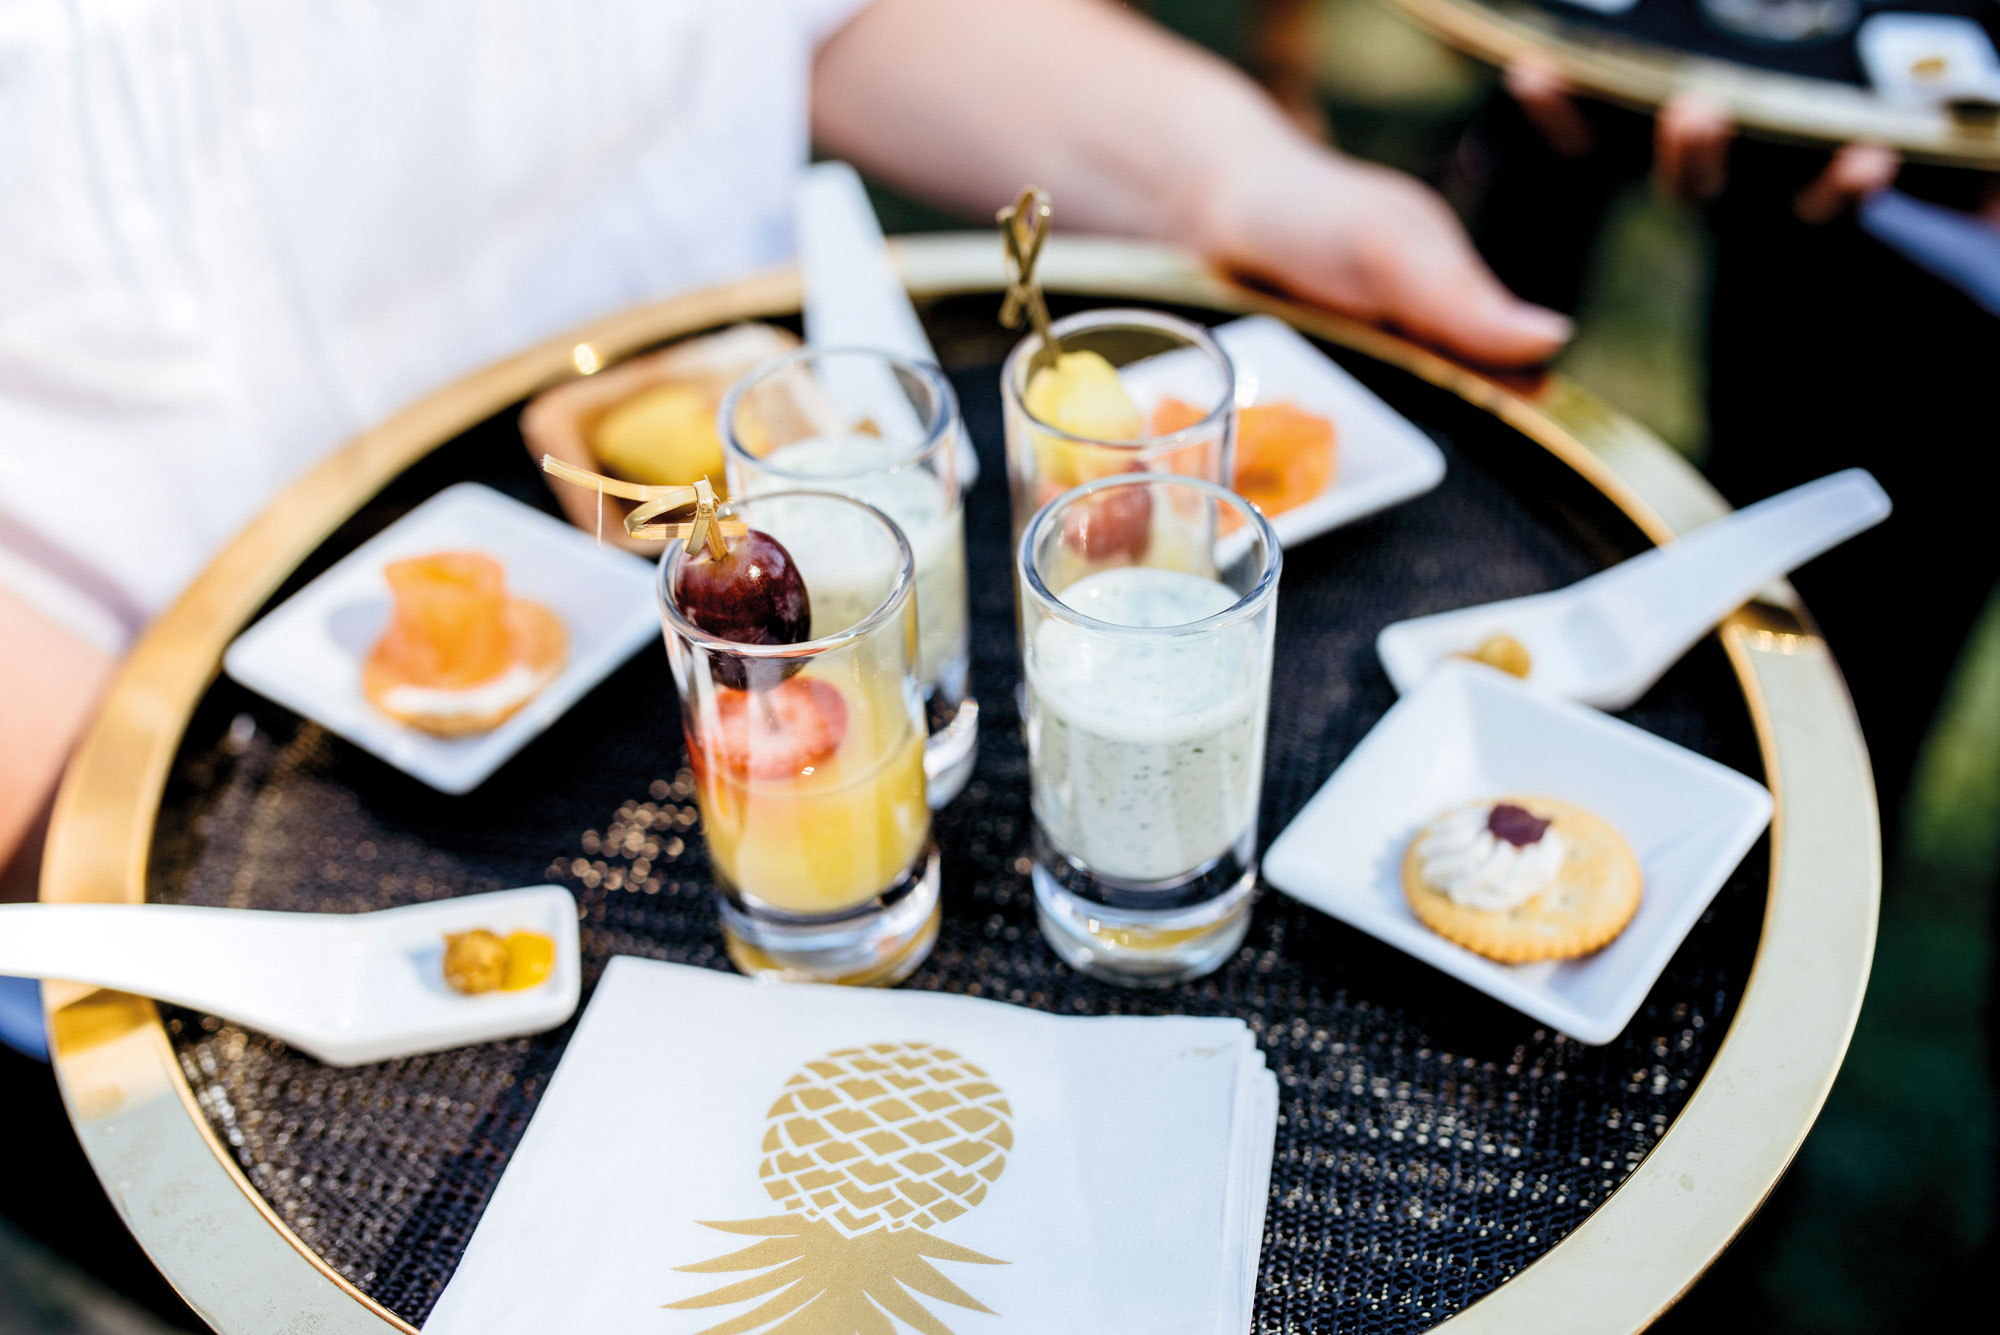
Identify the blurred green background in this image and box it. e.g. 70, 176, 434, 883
1163, 3, 2000, 1329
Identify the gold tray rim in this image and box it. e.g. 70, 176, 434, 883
39, 233, 1879, 1334
1390, 0, 2000, 169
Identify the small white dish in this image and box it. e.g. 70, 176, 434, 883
0, 886, 582, 1067
1119, 315, 1446, 549
225, 482, 659, 794
1262, 664, 1771, 1044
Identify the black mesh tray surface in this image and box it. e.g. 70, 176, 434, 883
148, 296, 1767, 1333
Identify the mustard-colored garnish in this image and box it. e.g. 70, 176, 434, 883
443, 929, 507, 995
501, 930, 557, 991
443, 927, 556, 994
1458, 633, 1532, 679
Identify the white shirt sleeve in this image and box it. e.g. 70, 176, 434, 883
1, 0, 830, 641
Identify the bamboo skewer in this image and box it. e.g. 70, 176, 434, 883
998, 187, 1061, 377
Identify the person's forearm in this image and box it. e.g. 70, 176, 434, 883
813, 0, 1571, 366
0, 585, 113, 894
812, 0, 1312, 249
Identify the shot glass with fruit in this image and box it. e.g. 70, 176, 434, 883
656, 489, 939, 987
1000, 307, 1237, 564
719, 348, 978, 808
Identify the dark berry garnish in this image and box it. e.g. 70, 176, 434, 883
1488, 803, 1552, 847
673, 529, 811, 690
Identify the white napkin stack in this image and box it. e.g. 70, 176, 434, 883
424, 957, 1276, 1334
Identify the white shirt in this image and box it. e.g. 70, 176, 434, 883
0, 0, 868, 650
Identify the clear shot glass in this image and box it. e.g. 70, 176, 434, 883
1001, 308, 1236, 549
659, 491, 937, 985
1016, 474, 1281, 985
721, 348, 977, 807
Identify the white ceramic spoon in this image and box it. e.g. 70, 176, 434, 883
0, 885, 580, 1066
1375, 468, 1892, 710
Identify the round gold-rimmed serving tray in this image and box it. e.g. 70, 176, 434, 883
41, 234, 1877, 1333
1391, 0, 2000, 168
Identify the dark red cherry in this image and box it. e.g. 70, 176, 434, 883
1487, 804, 1552, 848
673, 529, 811, 690
1060, 476, 1152, 562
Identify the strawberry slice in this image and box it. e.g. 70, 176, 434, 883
704, 678, 849, 781
1061, 479, 1152, 562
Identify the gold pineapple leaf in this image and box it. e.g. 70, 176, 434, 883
669, 1215, 1005, 1335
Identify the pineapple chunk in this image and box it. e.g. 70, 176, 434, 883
591, 381, 728, 493
1023, 350, 1145, 489
1023, 350, 1143, 441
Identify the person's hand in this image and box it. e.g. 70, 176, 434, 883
1791, 140, 1904, 223
1197, 135, 1574, 369
1505, 60, 1901, 219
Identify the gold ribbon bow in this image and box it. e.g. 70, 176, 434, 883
539, 456, 742, 556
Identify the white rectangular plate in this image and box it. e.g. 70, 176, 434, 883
1121, 315, 1446, 548
224, 482, 659, 794
1859, 13, 2000, 106
1262, 664, 1771, 1043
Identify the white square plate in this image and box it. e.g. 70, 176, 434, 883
1120, 315, 1446, 548
224, 483, 659, 794
1858, 14, 2000, 106
1262, 664, 1771, 1043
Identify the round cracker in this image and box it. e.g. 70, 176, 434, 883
1402, 797, 1642, 964
363, 597, 567, 737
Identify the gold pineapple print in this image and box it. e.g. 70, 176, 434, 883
670, 1043, 1012, 1333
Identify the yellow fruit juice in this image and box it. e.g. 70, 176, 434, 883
692, 656, 930, 917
